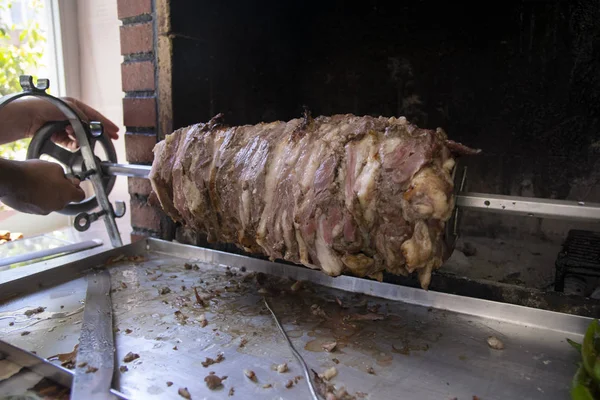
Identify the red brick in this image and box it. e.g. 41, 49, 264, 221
118, 0, 151, 19
120, 23, 153, 55
125, 132, 156, 164
128, 177, 153, 196
130, 231, 149, 243
123, 97, 156, 127
148, 191, 160, 207
130, 199, 162, 231
121, 61, 155, 91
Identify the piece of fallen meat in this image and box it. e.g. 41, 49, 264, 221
290, 280, 303, 292
228, 387, 235, 396
158, 286, 171, 295
320, 366, 338, 381
123, 352, 139, 363
311, 304, 328, 318
178, 387, 192, 398
204, 373, 224, 390
322, 342, 337, 352
201, 353, 224, 367
197, 313, 208, 327
243, 369, 257, 382
119, 365, 128, 373
174, 310, 188, 324
193, 287, 204, 305
149, 113, 480, 290
276, 363, 288, 373
312, 370, 356, 400
24, 307, 45, 317
486, 336, 504, 350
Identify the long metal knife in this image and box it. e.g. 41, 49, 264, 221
71, 269, 116, 400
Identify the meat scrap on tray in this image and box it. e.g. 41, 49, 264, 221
149, 113, 480, 289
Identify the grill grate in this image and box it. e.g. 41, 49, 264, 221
554, 230, 600, 292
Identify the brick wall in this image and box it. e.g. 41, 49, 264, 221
117, 0, 173, 242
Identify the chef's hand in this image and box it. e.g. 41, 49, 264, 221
0, 159, 85, 215
0, 96, 119, 150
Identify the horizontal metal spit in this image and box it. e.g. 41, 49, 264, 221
100, 161, 600, 222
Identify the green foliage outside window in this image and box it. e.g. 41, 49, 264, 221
0, 0, 46, 160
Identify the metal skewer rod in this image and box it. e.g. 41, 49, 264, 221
99, 162, 600, 222
100, 162, 152, 178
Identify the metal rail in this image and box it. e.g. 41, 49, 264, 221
456, 192, 600, 222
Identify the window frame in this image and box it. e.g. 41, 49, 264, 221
44, 0, 80, 98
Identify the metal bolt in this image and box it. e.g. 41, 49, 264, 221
89, 121, 103, 137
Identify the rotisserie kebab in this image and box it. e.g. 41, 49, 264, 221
149, 113, 480, 289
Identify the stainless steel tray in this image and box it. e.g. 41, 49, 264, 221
0, 238, 590, 400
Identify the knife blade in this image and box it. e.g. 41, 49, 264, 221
71, 269, 116, 400
0, 339, 128, 399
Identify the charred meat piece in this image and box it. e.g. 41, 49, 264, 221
150, 114, 479, 289
123, 352, 139, 363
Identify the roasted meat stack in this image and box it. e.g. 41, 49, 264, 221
149, 113, 479, 289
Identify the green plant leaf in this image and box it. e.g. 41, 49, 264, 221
569, 338, 584, 354
571, 364, 596, 400
583, 319, 600, 384
0, 0, 46, 159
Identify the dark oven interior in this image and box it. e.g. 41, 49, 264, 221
164, 0, 600, 315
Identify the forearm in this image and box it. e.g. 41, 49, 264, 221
0, 158, 24, 197
0, 98, 35, 145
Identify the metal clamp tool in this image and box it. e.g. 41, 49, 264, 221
0, 76, 126, 247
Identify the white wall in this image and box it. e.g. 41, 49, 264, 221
75, 0, 129, 213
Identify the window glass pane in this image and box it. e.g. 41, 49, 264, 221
0, 0, 50, 161
0, 0, 68, 232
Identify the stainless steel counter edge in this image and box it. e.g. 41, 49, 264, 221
0, 239, 146, 297
0, 238, 590, 339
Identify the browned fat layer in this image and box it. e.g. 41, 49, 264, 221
149, 114, 480, 289
149, 127, 184, 222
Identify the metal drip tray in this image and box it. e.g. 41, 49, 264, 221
0, 238, 590, 400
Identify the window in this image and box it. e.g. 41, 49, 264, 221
0, 0, 71, 236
